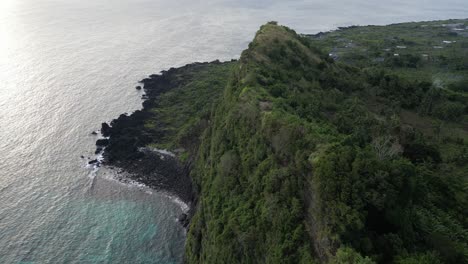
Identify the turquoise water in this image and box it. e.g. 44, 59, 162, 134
1, 0, 467, 263
0, 165, 187, 263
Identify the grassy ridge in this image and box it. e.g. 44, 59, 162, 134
142, 61, 236, 157
182, 22, 467, 263
111, 20, 468, 263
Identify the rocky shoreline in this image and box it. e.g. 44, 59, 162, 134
92, 61, 226, 226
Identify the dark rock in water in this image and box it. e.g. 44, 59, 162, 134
96, 139, 109, 147
91, 131, 98, 135
178, 213, 187, 221
80, 155, 84, 159
95, 147, 103, 154
88, 159, 98, 165
101, 123, 111, 137
136, 86, 142, 90
178, 213, 189, 228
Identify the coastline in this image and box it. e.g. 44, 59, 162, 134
89, 19, 468, 262
93, 60, 233, 226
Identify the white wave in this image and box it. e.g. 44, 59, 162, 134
96, 152, 104, 162
106, 175, 148, 189
153, 148, 176, 157
100, 171, 190, 213
85, 151, 104, 178
167, 195, 190, 213
139, 147, 176, 157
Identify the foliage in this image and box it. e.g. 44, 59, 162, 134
130, 21, 467, 263
394, 251, 443, 264
331, 247, 375, 264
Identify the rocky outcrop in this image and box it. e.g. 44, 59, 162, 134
96, 61, 227, 219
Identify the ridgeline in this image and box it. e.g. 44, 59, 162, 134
99, 21, 468, 263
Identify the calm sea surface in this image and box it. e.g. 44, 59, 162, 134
0, 0, 467, 263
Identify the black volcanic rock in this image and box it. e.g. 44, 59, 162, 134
101, 123, 111, 137
96, 139, 109, 147
95, 147, 103, 154
93, 61, 230, 226
178, 213, 189, 228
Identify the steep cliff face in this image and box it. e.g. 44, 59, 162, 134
101, 21, 468, 263
99, 61, 234, 204
185, 22, 467, 263
185, 22, 345, 263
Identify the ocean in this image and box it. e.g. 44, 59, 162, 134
1, 0, 467, 263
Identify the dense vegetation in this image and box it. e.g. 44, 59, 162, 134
118, 20, 468, 263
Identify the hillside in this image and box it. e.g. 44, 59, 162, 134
100, 21, 468, 263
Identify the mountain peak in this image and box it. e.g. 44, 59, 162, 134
240, 22, 324, 68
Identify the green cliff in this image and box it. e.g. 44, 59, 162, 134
106, 20, 468, 263
184, 22, 467, 263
